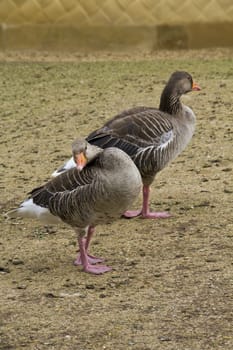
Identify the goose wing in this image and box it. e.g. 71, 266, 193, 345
87, 107, 175, 154
30, 164, 98, 209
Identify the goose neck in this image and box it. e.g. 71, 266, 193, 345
159, 85, 182, 115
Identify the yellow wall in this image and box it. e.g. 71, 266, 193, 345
0, 0, 232, 50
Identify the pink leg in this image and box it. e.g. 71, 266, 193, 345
141, 185, 171, 218
78, 237, 111, 275
124, 185, 171, 219
74, 226, 104, 266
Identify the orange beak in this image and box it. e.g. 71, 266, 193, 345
75, 152, 87, 171
192, 82, 201, 91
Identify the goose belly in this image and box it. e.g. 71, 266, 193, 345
75, 179, 141, 227
160, 126, 195, 169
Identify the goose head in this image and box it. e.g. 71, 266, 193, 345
167, 71, 201, 96
72, 138, 103, 171
159, 71, 201, 114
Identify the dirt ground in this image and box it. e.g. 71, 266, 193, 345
0, 48, 233, 350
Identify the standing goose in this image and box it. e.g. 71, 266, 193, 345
52, 71, 201, 219
7, 139, 142, 274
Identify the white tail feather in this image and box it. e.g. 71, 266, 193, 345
51, 157, 76, 177
7, 199, 60, 225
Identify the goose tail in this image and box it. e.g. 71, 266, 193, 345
6, 199, 60, 224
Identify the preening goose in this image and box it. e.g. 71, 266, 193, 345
7, 139, 142, 274
52, 71, 201, 219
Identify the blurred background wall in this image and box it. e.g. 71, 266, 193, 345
0, 0, 232, 50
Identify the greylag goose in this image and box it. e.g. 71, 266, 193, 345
52, 71, 201, 219
7, 139, 142, 274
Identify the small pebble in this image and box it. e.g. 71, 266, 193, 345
11, 258, 24, 265
0, 266, 10, 273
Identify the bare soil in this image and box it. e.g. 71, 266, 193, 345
0, 48, 233, 350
